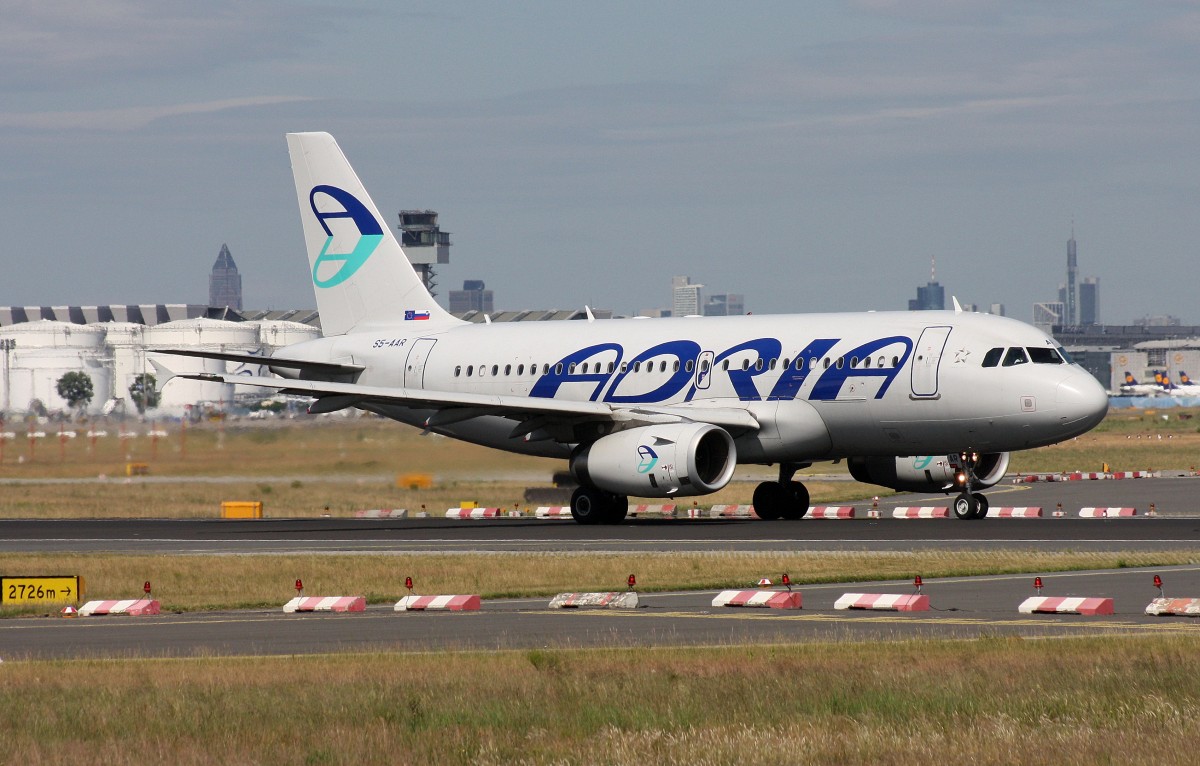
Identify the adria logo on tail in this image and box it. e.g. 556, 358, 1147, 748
309, 185, 384, 288
637, 445, 659, 474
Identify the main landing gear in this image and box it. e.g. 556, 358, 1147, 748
752, 462, 810, 520
570, 485, 628, 525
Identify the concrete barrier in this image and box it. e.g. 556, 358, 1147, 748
1079, 507, 1137, 518
283, 596, 366, 613
891, 507, 949, 519
1112, 471, 1153, 479
354, 509, 408, 519
834, 593, 929, 611
549, 592, 639, 609
710, 504, 757, 518
712, 590, 802, 609
807, 506, 855, 519
627, 504, 676, 517
395, 594, 481, 611
445, 507, 501, 519
1067, 472, 1109, 481
1018, 473, 1062, 483
987, 506, 1043, 518
80, 598, 160, 616
1018, 596, 1114, 615
1145, 598, 1200, 616
535, 506, 572, 519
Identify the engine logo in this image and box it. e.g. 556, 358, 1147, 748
637, 445, 659, 474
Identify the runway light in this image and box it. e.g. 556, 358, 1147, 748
295, 579, 303, 595
1154, 575, 1164, 597
627, 574, 636, 591
143, 581, 151, 597
757, 578, 772, 587
1034, 577, 1043, 593
781, 573, 791, 587
913, 575, 923, 593
405, 576, 413, 593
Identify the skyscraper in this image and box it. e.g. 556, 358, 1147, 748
449, 280, 494, 314
208, 243, 242, 311
671, 276, 703, 317
1079, 276, 1100, 325
908, 256, 945, 311
1065, 230, 1078, 326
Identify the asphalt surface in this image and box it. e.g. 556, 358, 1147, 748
2, 476, 1198, 659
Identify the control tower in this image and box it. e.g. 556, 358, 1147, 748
398, 210, 451, 297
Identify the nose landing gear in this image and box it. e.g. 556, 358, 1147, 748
950, 451, 989, 520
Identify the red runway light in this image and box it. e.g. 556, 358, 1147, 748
405, 576, 413, 591
1154, 575, 1163, 589
627, 574, 636, 590
1034, 577, 1043, 591
295, 579, 303, 593
143, 581, 151, 596
781, 573, 791, 586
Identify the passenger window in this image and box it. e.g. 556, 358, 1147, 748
891, 356, 899, 367
491, 365, 498, 376
877, 356, 884, 368
1002, 347, 1028, 367
504, 364, 511, 375
685, 360, 694, 373
722, 360, 730, 371
518, 364, 525, 375
836, 357, 844, 369
660, 361, 667, 373
769, 359, 777, 370
620, 363, 628, 373
454, 366, 461, 377
823, 358, 830, 369
569, 363, 576, 374
673, 361, 680, 372
608, 362, 616, 373
863, 357, 871, 368
1027, 347, 1063, 364
742, 359, 750, 371
982, 348, 1003, 367
543, 364, 550, 375
466, 365, 473, 376
754, 359, 763, 371
555, 363, 563, 375
633, 362, 641, 372
701, 360, 710, 372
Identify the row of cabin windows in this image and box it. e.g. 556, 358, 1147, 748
451, 354, 903, 379
980, 346, 1070, 368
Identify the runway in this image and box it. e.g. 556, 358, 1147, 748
4, 566, 1199, 661
2, 477, 1198, 660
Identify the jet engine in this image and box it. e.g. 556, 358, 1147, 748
847, 452, 1010, 493
571, 423, 737, 498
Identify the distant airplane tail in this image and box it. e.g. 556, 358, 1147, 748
286, 132, 460, 336
1123, 371, 1138, 386
1181, 371, 1192, 386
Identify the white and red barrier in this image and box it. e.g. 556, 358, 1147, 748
1018, 473, 1062, 483
987, 507, 1043, 518
1067, 472, 1109, 481
712, 590, 803, 609
834, 593, 929, 611
1079, 507, 1137, 518
445, 507, 501, 519
1112, 471, 1153, 479
1019, 596, 1113, 615
549, 592, 639, 609
1145, 598, 1200, 617
354, 509, 408, 519
535, 506, 572, 519
627, 504, 676, 516
891, 507, 949, 519
395, 594, 481, 611
807, 506, 855, 519
283, 596, 366, 613
710, 504, 757, 518
80, 598, 160, 616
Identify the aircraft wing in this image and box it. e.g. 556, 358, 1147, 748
152, 364, 760, 434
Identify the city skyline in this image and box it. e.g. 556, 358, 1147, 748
2, 4, 1198, 324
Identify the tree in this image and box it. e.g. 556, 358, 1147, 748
56, 371, 94, 415
129, 373, 159, 415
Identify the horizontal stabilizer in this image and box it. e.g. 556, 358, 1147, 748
149, 348, 363, 379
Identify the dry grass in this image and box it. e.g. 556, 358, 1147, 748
2, 550, 1195, 613
3, 636, 1200, 765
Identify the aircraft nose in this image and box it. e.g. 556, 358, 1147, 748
1056, 370, 1109, 433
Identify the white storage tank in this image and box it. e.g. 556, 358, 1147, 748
95, 322, 147, 409
0, 321, 113, 415
144, 318, 260, 409
254, 320, 322, 352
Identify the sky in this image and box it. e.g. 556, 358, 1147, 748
2, 1, 1198, 324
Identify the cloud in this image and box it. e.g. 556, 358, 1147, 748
0, 96, 314, 131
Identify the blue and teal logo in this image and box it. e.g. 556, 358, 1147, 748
309, 185, 384, 288
637, 445, 659, 474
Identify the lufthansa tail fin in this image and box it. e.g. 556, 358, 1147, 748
286, 132, 461, 336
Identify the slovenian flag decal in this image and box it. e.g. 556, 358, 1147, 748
404, 310, 431, 321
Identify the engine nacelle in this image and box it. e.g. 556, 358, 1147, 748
571, 423, 737, 498
848, 452, 1010, 493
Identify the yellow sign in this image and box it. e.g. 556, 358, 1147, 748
1, 576, 84, 605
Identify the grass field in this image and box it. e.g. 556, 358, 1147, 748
4, 637, 1200, 765
1, 408, 1197, 518
1, 550, 1195, 615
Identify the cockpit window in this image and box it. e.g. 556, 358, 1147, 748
1056, 346, 1074, 364
1027, 347, 1063, 364
1002, 347, 1029, 367
982, 348, 1003, 367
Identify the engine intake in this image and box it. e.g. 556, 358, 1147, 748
571, 423, 736, 498
848, 452, 1010, 493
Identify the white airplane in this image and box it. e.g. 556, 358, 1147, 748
153, 132, 1109, 523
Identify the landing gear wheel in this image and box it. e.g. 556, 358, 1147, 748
780, 481, 810, 520
604, 494, 628, 525
971, 492, 989, 519
953, 492, 980, 520
752, 481, 787, 520
571, 486, 611, 525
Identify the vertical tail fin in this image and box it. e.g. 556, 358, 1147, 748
286, 132, 460, 336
